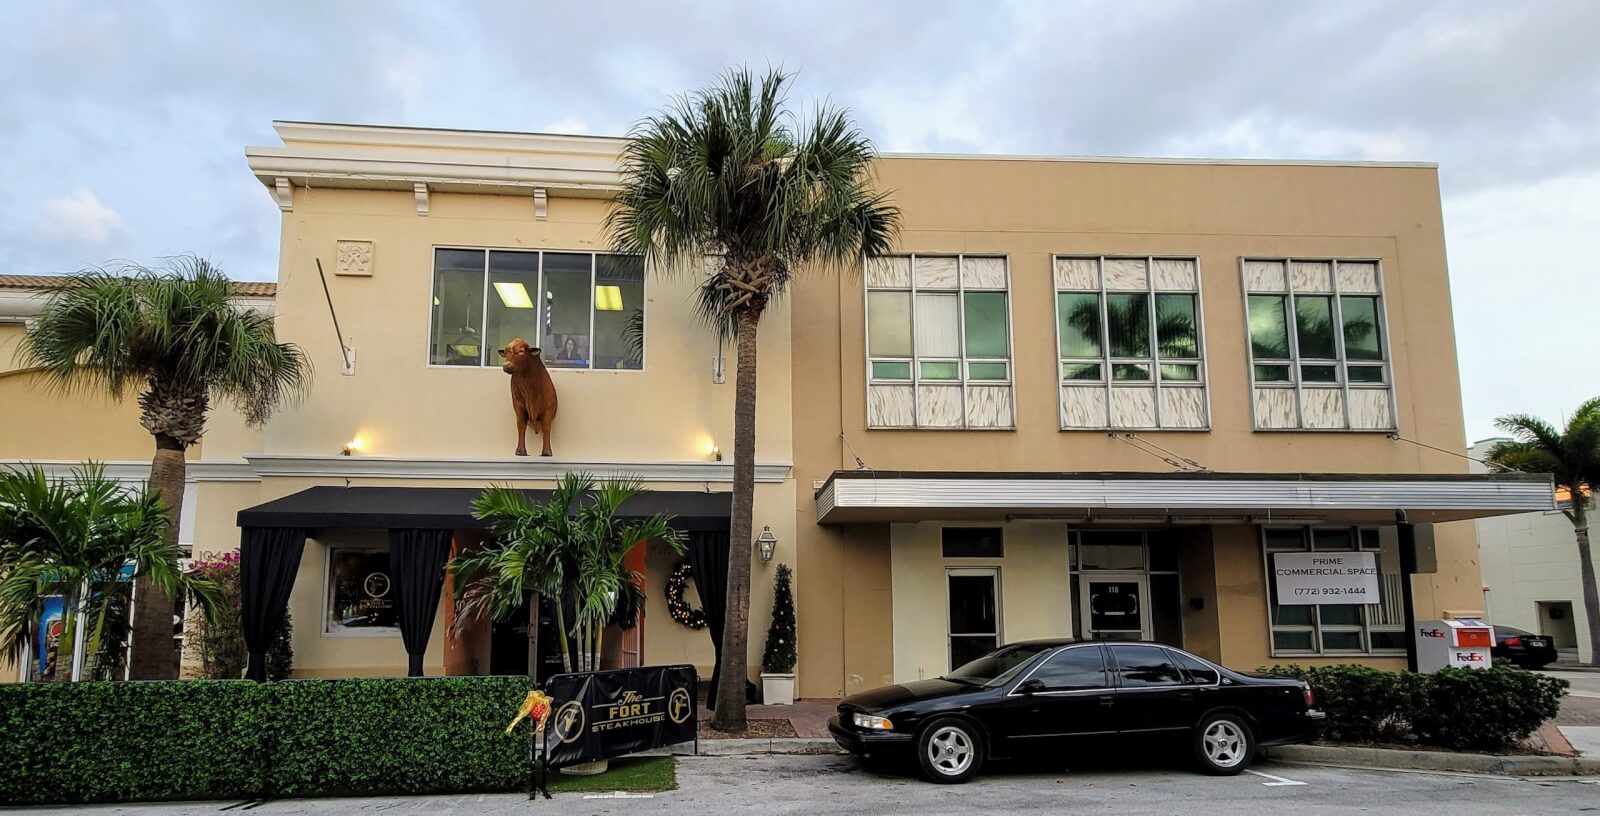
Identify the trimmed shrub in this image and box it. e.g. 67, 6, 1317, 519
1263, 664, 1412, 743
1407, 667, 1567, 751
268, 676, 532, 797
0, 680, 268, 805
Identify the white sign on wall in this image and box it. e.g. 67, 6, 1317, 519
1272, 551, 1380, 605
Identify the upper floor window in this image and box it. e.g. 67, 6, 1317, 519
1242, 259, 1393, 430
1055, 256, 1208, 430
429, 248, 645, 371
864, 255, 1014, 429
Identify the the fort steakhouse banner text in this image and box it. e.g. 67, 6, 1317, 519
540, 665, 697, 768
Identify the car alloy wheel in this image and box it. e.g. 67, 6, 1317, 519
1193, 713, 1253, 775
916, 718, 984, 783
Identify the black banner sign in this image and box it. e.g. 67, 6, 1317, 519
540, 664, 697, 769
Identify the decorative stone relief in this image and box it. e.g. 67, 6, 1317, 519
913, 256, 959, 290
1349, 389, 1394, 430
867, 256, 911, 288
1301, 388, 1347, 429
1243, 260, 1286, 292
1253, 387, 1298, 429
1102, 258, 1149, 291
1054, 257, 1099, 290
1337, 262, 1380, 294
962, 256, 1008, 289
867, 384, 915, 428
916, 385, 963, 427
965, 386, 1014, 429
1110, 387, 1157, 428
1291, 261, 1333, 293
1159, 387, 1208, 428
1061, 386, 1108, 429
1153, 259, 1198, 290
334, 240, 374, 277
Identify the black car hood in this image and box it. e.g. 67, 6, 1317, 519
843, 678, 978, 711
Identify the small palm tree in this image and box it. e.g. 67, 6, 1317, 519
608, 67, 899, 730
453, 473, 680, 675
1487, 397, 1600, 667
0, 463, 221, 680
20, 257, 309, 679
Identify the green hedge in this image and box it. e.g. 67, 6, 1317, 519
0, 676, 533, 805
1265, 664, 1568, 752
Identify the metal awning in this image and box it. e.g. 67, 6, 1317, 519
814, 470, 1555, 525
238, 486, 731, 531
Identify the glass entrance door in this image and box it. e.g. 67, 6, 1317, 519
1081, 575, 1149, 641
947, 568, 999, 671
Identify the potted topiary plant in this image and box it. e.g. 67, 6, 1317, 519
760, 564, 797, 706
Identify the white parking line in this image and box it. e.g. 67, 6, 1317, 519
1245, 768, 1307, 786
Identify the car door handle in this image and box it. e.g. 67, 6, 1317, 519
1178, 691, 1195, 702
1097, 694, 1115, 707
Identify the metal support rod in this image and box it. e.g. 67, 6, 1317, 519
1397, 510, 1420, 672
314, 259, 352, 372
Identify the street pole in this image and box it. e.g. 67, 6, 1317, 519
1397, 510, 1419, 673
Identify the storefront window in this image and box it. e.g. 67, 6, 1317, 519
326, 548, 398, 634
1263, 526, 1404, 655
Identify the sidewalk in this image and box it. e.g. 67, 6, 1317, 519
698, 698, 837, 738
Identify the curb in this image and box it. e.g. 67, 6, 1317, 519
658, 737, 839, 756
1266, 743, 1600, 776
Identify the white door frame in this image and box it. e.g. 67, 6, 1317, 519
946, 567, 1001, 671
1079, 572, 1151, 641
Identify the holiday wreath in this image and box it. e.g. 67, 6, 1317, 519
665, 561, 707, 630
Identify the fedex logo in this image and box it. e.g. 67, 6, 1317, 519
1453, 652, 1486, 663
1419, 628, 1446, 639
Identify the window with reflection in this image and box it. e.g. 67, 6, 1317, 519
1265, 526, 1404, 655
428, 248, 645, 370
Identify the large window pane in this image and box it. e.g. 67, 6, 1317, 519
867, 291, 912, 357
1107, 293, 1151, 357
431, 249, 486, 366
1340, 296, 1383, 361
1248, 295, 1289, 359
1057, 293, 1103, 357
915, 293, 960, 358
327, 549, 397, 632
485, 251, 540, 361
541, 253, 593, 368
593, 255, 645, 370
1155, 294, 1198, 358
963, 292, 1009, 357
1294, 295, 1336, 359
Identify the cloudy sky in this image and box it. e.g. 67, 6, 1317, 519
1, 1, 1595, 442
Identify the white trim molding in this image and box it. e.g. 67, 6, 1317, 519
815, 471, 1554, 525
0, 459, 258, 484
274, 177, 294, 211
244, 453, 793, 484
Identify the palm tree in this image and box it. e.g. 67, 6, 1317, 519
607, 67, 899, 730
453, 473, 680, 675
0, 463, 220, 680
19, 258, 309, 679
1486, 397, 1600, 667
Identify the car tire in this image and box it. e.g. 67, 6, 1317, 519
916, 718, 985, 784
1193, 713, 1254, 776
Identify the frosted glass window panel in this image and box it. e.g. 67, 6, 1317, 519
963, 256, 1008, 289
913, 256, 960, 289
915, 293, 961, 358
866, 256, 911, 288
867, 291, 912, 357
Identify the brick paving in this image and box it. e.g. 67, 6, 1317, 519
1554, 693, 1600, 726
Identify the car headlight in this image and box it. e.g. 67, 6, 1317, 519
853, 712, 893, 731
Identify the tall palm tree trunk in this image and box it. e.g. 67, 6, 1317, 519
127, 434, 185, 680
712, 309, 759, 731
1572, 502, 1600, 667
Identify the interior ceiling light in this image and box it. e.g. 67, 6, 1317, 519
494, 282, 534, 309
595, 285, 623, 311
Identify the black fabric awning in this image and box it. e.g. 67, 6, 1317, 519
237, 486, 732, 531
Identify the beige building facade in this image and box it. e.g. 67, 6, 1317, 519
2, 122, 1552, 692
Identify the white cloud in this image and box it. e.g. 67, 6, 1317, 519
38, 189, 126, 245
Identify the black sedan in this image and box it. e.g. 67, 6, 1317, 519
1492, 625, 1558, 669
829, 639, 1324, 783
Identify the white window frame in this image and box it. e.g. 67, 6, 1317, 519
946, 566, 1002, 673
1053, 255, 1210, 431
1262, 526, 1406, 657
425, 245, 648, 373
324, 545, 401, 638
864, 254, 1015, 430
1240, 258, 1397, 431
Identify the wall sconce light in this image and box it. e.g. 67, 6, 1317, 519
711, 444, 722, 462
756, 526, 778, 563
341, 437, 363, 456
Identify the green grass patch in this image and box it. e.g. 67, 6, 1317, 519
548, 756, 676, 793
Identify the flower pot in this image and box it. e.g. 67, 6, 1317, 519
761, 672, 796, 706
560, 759, 609, 776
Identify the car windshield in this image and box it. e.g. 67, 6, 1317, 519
1495, 625, 1531, 637
944, 643, 1054, 687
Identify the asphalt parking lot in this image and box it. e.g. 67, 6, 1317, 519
22, 754, 1599, 816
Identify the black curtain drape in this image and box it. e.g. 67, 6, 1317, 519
687, 529, 732, 711
389, 528, 454, 677
240, 527, 307, 682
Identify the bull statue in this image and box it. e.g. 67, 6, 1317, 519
498, 338, 557, 457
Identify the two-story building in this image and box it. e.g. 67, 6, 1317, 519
2, 121, 1552, 691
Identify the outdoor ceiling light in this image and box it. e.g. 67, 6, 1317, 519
493, 281, 534, 309
756, 526, 778, 563
595, 285, 623, 311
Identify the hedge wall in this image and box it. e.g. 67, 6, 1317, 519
0, 676, 533, 805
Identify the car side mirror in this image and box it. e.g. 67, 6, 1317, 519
1018, 678, 1045, 695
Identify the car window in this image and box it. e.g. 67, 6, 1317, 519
1028, 646, 1108, 691
1169, 649, 1220, 685
946, 643, 1054, 687
1109, 644, 1184, 688
1493, 625, 1530, 637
